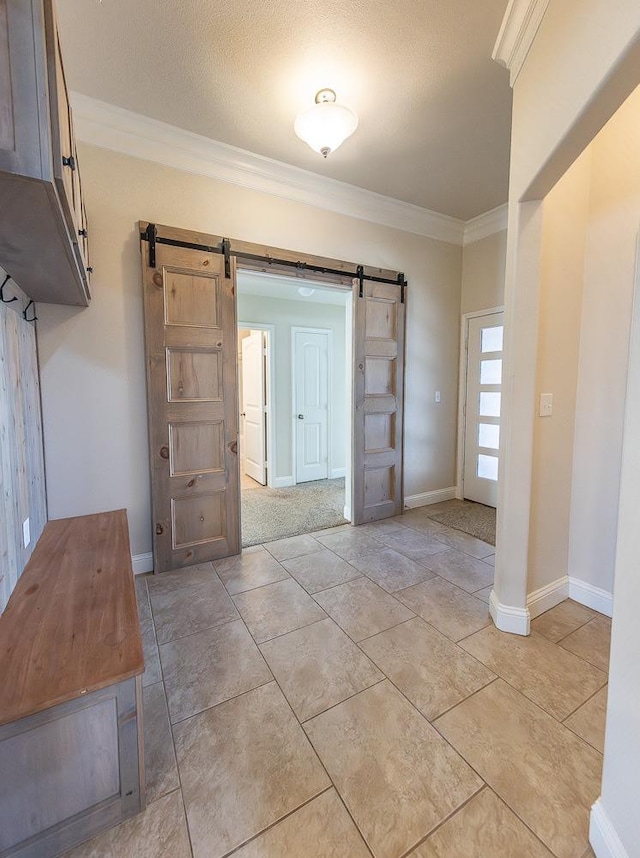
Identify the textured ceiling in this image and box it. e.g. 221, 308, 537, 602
56, 0, 512, 220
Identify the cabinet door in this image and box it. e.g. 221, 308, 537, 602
0, 0, 46, 178
44, 0, 79, 237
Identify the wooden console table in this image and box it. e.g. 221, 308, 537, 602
0, 510, 145, 857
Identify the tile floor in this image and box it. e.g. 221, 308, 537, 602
65, 503, 610, 858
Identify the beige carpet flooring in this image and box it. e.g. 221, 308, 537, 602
241, 478, 346, 547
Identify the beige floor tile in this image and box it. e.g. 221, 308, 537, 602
412, 788, 554, 857
431, 527, 495, 560
232, 578, 327, 643
146, 563, 215, 596
305, 681, 482, 858
215, 548, 290, 594
311, 524, 352, 537
143, 682, 180, 802
173, 682, 329, 858
481, 554, 495, 568
395, 577, 490, 642
313, 577, 414, 642
560, 615, 612, 673
435, 680, 602, 858
282, 549, 362, 594
140, 610, 162, 687
357, 519, 411, 538
473, 585, 493, 604
360, 618, 495, 721
260, 617, 383, 721
160, 619, 272, 723
565, 686, 608, 753
421, 549, 494, 593
63, 789, 191, 858
460, 626, 607, 720
314, 529, 385, 560
396, 511, 448, 537
135, 573, 151, 611
375, 528, 450, 562
264, 533, 323, 562
348, 547, 435, 593
531, 600, 596, 643
232, 789, 370, 857
150, 572, 239, 645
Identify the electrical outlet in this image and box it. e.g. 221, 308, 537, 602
539, 393, 553, 417
23, 518, 30, 548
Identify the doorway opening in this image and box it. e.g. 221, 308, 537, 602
237, 271, 352, 547
454, 307, 504, 545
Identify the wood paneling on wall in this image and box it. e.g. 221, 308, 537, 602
0, 267, 47, 612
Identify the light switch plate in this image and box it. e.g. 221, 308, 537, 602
539, 393, 553, 417
435, 391, 441, 403
23, 518, 30, 548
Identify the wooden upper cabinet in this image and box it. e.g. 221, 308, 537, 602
0, 0, 90, 306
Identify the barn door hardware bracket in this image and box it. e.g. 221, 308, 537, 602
145, 223, 157, 268
398, 272, 406, 304
0, 274, 17, 304
222, 238, 231, 279
23, 300, 37, 323
356, 265, 364, 298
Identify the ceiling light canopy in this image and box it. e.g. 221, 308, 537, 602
294, 89, 358, 159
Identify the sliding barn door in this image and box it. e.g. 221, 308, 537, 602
352, 278, 405, 524
141, 229, 240, 573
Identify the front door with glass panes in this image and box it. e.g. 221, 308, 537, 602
463, 311, 504, 507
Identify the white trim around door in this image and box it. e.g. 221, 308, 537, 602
456, 306, 505, 501
238, 321, 276, 489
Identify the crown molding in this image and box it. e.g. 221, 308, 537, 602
492, 0, 550, 86
463, 204, 508, 245
71, 93, 467, 246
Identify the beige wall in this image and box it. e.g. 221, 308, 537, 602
461, 231, 506, 314
568, 87, 640, 596
527, 149, 591, 593
36, 143, 462, 557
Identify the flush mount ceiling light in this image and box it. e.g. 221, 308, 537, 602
294, 89, 358, 158
297, 286, 315, 297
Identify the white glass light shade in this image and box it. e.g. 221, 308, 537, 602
294, 99, 358, 158
297, 286, 315, 296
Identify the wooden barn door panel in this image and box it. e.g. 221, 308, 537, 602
141, 230, 239, 573
352, 279, 405, 524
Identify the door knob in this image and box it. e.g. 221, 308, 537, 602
297, 414, 304, 420
240, 412, 246, 417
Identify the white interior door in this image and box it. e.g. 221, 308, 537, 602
241, 330, 266, 485
463, 311, 504, 507
294, 329, 329, 483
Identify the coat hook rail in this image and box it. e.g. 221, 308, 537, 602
23, 300, 37, 323
0, 274, 17, 304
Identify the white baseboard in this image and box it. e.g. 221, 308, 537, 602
569, 577, 613, 618
527, 576, 569, 619
590, 799, 630, 858
273, 476, 295, 488
404, 487, 457, 509
489, 590, 530, 635
132, 552, 154, 575
331, 467, 346, 479
343, 505, 352, 522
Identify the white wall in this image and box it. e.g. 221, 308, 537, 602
237, 293, 347, 482
36, 143, 463, 557
461, 231, 506, 314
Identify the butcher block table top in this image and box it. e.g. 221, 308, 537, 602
0, 510, 144, 727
